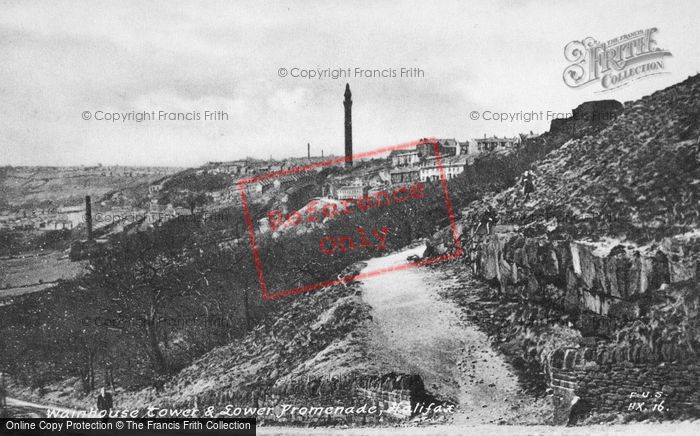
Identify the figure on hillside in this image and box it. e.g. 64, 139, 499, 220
104, 363, 114, 390
97, 387, 113, 421
520, 170, 536, 201
476, 205, 498, 235
0, 372, 7, 410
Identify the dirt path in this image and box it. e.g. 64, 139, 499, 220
359, 245, 530, 425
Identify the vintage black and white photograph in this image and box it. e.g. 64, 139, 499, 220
1, 1, 699, 435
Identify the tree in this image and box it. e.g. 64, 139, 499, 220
183, 192, 208, 215
87, 223, 199, 375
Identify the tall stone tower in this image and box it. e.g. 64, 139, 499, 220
343, 83, 353, 167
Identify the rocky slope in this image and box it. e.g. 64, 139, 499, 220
432, 76, 700, 422
439, 75, 700, 342
463, 74, 700, 244
156, 266, 374, 403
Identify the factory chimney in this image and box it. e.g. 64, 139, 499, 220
85, 195, 93, 241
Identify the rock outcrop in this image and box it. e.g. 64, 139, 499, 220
473, 230, 698, 335
549, 100, 623, 135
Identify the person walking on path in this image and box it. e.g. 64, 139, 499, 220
0, 372, 7, 410
520, 170, 536, 201
97, 387, 113, 422
475, 205, 498, 235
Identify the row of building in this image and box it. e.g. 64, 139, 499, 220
321, 135, 529, 201
389, 156, 468, 185
198, 155, 331, 178
388, 136, 521, 168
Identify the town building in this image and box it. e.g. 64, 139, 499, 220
416, 138, 439, 157
335, 178, 367, 200
220, 186, 241, 204
336, 184, 367, 200
389, 149, 420, 167
414, 138, 470, 158
273, 173, 314, 190
39, 218, 74, 230
366, 170, 390, 188
390, 167, 420, 184
438, 138, 460, 156
419, 157, 467, 182
147, 202, 193, 224
248, 179, 274, 195
474, 135, 520, 153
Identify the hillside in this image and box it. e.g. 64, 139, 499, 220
439, 75, 700, 423
460, 75, 700, 244
6, 262, 379, 421
0, 166, 179, 208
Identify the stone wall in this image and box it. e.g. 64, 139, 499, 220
473, 230, 698, 335
464, 228, 700, 422
546, 345, 700, 424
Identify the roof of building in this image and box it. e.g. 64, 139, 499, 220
476, 135, 519, 143
337, 185, 364, 193
390, 167, 420, 174
388, 148, 419, 157
438, 138, 459, 147
420, 157, 467, 168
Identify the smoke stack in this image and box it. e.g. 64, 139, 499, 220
85, 195, 93, 241
321, 149, 324, 158
307, 142, 310, 159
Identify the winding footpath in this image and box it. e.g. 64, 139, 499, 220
359, 244, 526, 425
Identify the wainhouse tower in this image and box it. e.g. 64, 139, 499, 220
343, 83, 353, 167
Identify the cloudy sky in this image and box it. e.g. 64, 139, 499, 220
1, 0, 699, 166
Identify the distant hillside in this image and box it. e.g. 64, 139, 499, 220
464, 74, 700, 243
0, 166, 181, 208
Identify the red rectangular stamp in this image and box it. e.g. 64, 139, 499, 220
238, 138, 463, 300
